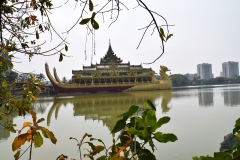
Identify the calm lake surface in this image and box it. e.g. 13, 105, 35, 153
1, 85, 240, 160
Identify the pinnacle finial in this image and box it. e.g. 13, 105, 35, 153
109, 39, 111, 46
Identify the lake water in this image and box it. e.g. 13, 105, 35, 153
1, 85, 240, 160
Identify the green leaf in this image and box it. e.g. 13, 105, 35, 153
160, 28, 165, 37
152, 116, 170, 132
34, 79, 40, 84
142, 128, 151, 138
69, 137, 78, 143
130, 141, 141, 153
91, 12, 96, 19
90, 138, 104, 144
85, 142, 95, 150
145, 110, 156, 127
65, 44, 68, 52
160, 33, 165, 42
79, 18, 91, 25
202, 157, 214, 160
34, 131, 43, 148
97, 156, 107, 160
91, 19, 99, 30
233, 149, 240, 160
111, 119, 126, 133
233, 126, 240, 134
235, 118, 240, 127
127, 128, 142, 137
89, 0, 94, 11
135, 117, 147, 127
36, 30, 39, 39
147, 100, 156, 111
59, 53, 63, 62
153, 132, 178, 143
40, 127, 57, 144
166, 34, 173, 41
138, 149, 156, 160
37, 118, 45, 124
236, 133, 240, 139
118, 105, 139, 120
214, 152, 232, 160
92, 145, 105, 155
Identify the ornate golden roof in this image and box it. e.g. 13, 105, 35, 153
100, 41, 122, 64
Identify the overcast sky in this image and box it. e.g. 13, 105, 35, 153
14, 0, 240, 80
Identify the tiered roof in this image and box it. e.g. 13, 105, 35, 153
100, 42, 122, 64
71, 42, 153, 74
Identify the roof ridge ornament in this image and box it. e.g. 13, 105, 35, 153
100, 41, 122, 64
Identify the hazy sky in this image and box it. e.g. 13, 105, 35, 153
14, 0, 240, 80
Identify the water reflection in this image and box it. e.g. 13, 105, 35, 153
46, 90, 172, 131
198, 89, 214, 107
0, 108, 18, 141
32, 97, 51, 114
223, 89, 240, 106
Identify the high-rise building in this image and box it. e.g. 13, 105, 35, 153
222, 61, 239, 78
184, 73, 198, 80
197, 63, 213, 79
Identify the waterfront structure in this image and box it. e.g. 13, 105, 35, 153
197, 63, 213, 79
222, 61, 239, 78
45, 42, 172, 94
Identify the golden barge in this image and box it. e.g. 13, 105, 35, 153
45, 43, 172, 94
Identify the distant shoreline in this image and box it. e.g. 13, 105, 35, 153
171, 84, 240, 90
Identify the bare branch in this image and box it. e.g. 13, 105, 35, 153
63, 0, 88, 34
136, 20, 153, 49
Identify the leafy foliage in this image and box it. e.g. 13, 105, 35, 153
6, 71, 18, 82
193, 118, 240, 160
0, 0, 174, 159
0, 56, 57, 159
12, 112, 57, 159
70, 100, 177, 160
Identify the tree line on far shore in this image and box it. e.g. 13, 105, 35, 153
170, 74, 240, 87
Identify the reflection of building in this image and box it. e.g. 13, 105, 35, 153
46, 91, 172, 131
223, 89, 240, 106
197, 63, 213, 79
0, 108, 18, 141
222, 61, 239, 78
198, 89, 214, 106
0, 122, 10, 141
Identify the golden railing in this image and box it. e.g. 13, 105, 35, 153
56, 81, 164, 87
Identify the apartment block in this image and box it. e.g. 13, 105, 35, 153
222, 61, 239, 78
184, 73, 198, 80
197, 63, 213, 79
